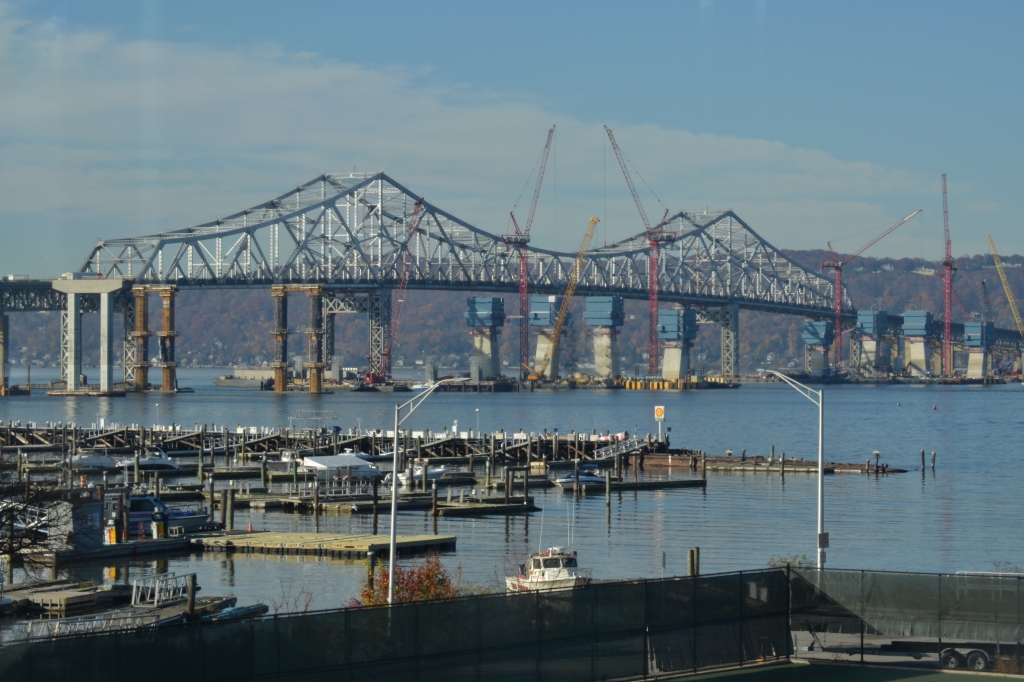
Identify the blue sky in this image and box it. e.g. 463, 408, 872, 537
1, 0, 1022, 275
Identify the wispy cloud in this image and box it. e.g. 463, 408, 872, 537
0, 7, 938, 275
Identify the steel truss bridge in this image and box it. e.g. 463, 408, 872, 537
1, 172, 1020, 389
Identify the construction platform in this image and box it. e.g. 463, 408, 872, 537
189, 530, 456, 559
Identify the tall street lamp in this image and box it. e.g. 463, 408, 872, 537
767, 370, 827, 569
388, 378, 468, 605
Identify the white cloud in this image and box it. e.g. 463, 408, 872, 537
0, 7, 944, 276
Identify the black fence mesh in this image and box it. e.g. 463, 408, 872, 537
0, 569, 789, 682
791, 568, 1024, 673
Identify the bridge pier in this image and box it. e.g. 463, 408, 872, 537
155, 286, 178, 391
53, 278, 128, 394
715, 304, 739, 378
368, 289, 391, 380
530, 296, 562, 380
658, 308, 696, 380
306, 286, 324, 394
271, 286, 289, 392
131, 286, 150, 390
802, 320, 834, 377
585, 297, 623, 379
465, 297, 505, 381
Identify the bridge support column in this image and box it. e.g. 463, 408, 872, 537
99, 291, 114, 393
593, 329, 620, 379
661, 344, 689, 380
271, 286, 288, 392
534, 330, 561, 380
306, 287, 324, 394
470, 329, 500, 380
905, 338, 931, 376
368, 289, 391, 380
0, 313, 8, 395
857, 337, 891, 376
155, 287, 177, 391
120, 291, 136, 386
322, 310, 335, 380
966, 350, 989, 378
720, 303, 739, 378
131, 286, 150, 390
65, 293, 82, 391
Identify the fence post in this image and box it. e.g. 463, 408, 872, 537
738, 571, 744, 666
786, 563, 792, 661
937, 573, 943, 670
693, 572, 699, 674
643, 579, 650, 679
860, 569, 865, 663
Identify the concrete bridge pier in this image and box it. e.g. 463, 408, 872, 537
465, 297, 505, 381
802, 320, 834, 377
53, 278, 127, 394
271, 286, 289, 392
585, 297, 623, 379
658, 308, 696, 380
904, 338, 932, 376
131, 286, 150, 390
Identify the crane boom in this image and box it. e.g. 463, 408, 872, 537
941, 175, 954, 376
988, 235, 1024, 339
841, 210, 922, 265
605, 125, 668, 375
507, 126, 555, 380
527, 217, 600, 380
380, 200, 424, 380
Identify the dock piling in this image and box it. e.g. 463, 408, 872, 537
921, 449, 925, 471
931, 451, 936, 469
605, 471, 611, 506
431, 481, 438, 517
226, 489, 235, 531
219, 490, 227, 527
186, 574, 196, 618
780, 452, 785, 479
372, 478, 379, 535
313, 482, 320, 532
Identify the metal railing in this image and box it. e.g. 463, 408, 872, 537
131, 573, 192, 608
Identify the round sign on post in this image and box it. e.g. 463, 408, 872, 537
654, 406, 665, 422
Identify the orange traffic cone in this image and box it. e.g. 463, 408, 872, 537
248, 520, 253, 533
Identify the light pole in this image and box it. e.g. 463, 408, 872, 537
767, 370, 826, 569
475, 408, 480, 437
388, 377, 469, 605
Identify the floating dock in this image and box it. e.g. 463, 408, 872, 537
190, 531, 456, 559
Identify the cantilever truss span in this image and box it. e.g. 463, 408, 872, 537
81, 172, 849, 318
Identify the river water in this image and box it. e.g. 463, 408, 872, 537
1, 368, 1021, 611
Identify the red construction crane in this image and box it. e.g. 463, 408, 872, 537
941, 174, 955, 376
604, 125, 672, 376
821, 209, 921, 373
375, 199, 424, 383
504, 125, 555, 381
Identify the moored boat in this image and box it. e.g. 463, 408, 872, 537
554, 470, 608, 489
505, 547, 591, 592
71, 450, 119, 471
114, 452, 181, 471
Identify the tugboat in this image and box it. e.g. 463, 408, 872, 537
505, 547, 592, 593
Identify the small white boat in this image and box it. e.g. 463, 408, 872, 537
505, 547, 592, 593
554, 471, 607, 489
410, 383, 431, 391
114, 452, 181, 471
71, 451, 118, 471
396, 465, 457, 486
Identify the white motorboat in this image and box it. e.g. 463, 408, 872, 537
114, 452, 181, 471
505, 547, 592, 593
554, 471, 607, 489
395, 465, 458, 486
71, 451, 119, 471
410, 383, 431, 390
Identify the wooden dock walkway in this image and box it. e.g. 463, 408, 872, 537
190, 530, 456, 559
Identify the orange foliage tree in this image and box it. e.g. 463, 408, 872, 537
349, 553, 466, 607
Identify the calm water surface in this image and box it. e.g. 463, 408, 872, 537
1, 368, 1021, 611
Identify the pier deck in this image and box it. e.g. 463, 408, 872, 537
190, 530, 456, 559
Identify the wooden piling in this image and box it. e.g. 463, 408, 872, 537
921, 449, 925, 470
504, 468, 511, 505
226, 489, 235, 531
605, 471, 611, 506
219, 490, 227, 526
780, 452, 785, 479
431, 481, 438, 517
372, 478, 379, 535
186, 574, 196, 618
313, 483, 320, 533
931, 451, 936, 469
